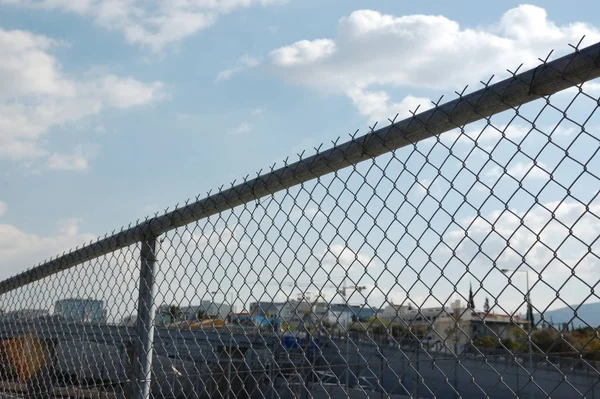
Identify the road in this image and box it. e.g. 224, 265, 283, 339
321, 339, 600, 399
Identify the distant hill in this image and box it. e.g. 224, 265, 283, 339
534, 302, 600, 329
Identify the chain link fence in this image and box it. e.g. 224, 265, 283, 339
1, 39, 600, 398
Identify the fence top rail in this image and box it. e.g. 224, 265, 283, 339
1, 41, 599, 296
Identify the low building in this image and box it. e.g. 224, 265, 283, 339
120, 314, 137, 327
249, 301, 284, 318
54, 299, 105, 324
156, 301, 233, 325
378, 303, 448, 328
377, 304, 410, 322
0, 309, 49, 321
430, 300, 529, 352
327, 308, 353, 327
250, 300, 314, 326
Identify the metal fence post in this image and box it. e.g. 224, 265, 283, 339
133, 236, 158, 399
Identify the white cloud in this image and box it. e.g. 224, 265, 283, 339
216, 55, 260, 82
441, 123, 531, 147
320, 244, 376, 271
47, 145, 96, 171
346, 87, 431, 124
268, 5, 600, 123
270, 39, 336, 66
0, 216, 96, 281
96, 75, 166, 108
0, 201, 6, 218
562, 80, 600, 97
441, 199, 600, 310
506, 161, 550, 180
1, 0, 281, 52
232, 122, 252, 134
0, 26, 164, 168
485, 160, 550, 180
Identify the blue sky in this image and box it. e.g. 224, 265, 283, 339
2, 0, 600, 319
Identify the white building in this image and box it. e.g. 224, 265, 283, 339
427, 300, 529, 352
378, 303, 448, 326
326, 309, 353, 327
377, 304, 410, 322
278, 300, 314, 324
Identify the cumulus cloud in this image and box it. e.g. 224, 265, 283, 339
346, 87, 431, 124
440, 199, 600, 310
506, 161, 550, 180
0, 211, 144, 322
216, 55, 260, 82
96, 75, 166, 108
319, 244, 376, 271
47, 145, 98, 171
270, 39, 336, 66
1, 0, 281, 52
0, 215, 96, 281
268, 5, 600, 123
0, 26, 164, 169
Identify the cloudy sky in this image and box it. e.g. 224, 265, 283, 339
1, 0, 600, 321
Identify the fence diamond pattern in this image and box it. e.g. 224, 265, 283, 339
0, 40, 600, 399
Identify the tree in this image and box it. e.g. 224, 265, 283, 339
197, 310, 205, 321
169, 305, 182, 323
484, 297, 490, 313
474, 335, 497, 349
468, 283, 476, 310
390, 323, 406, 338
526, 299, 535, 329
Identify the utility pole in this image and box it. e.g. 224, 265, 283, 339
226, 334, 233, 399
415, 338, 420, 399
502, 268, 534, 399
526, 269, 534, 399
339, 278, 366, 392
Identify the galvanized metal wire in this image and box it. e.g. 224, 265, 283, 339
1, 39, 600, 398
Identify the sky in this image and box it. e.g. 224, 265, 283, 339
1, 0, 600, 323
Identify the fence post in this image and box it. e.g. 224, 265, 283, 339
133, 236, 158, 399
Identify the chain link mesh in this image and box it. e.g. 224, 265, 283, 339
1, 40, 600, 398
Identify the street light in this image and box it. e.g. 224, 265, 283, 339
501, 268, 534, 399
212, 290, 234, 399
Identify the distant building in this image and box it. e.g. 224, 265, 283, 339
183, 302, 233, 320
156, 301, 233, 325
278, 300, 314, 324
0, 309, 48, 321
377, 304, 410, 322
421, 300, 529, 352
378, 303, 448, 328
120, 314, 137, 327
249, 301, 284, 318
249, 300, 377, 329
327, 308, 353, 327
54, 299, 105, 324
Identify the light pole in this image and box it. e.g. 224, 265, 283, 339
340, 280, 366, 392
502, 268, 534, 399
212, 290, 234, 398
